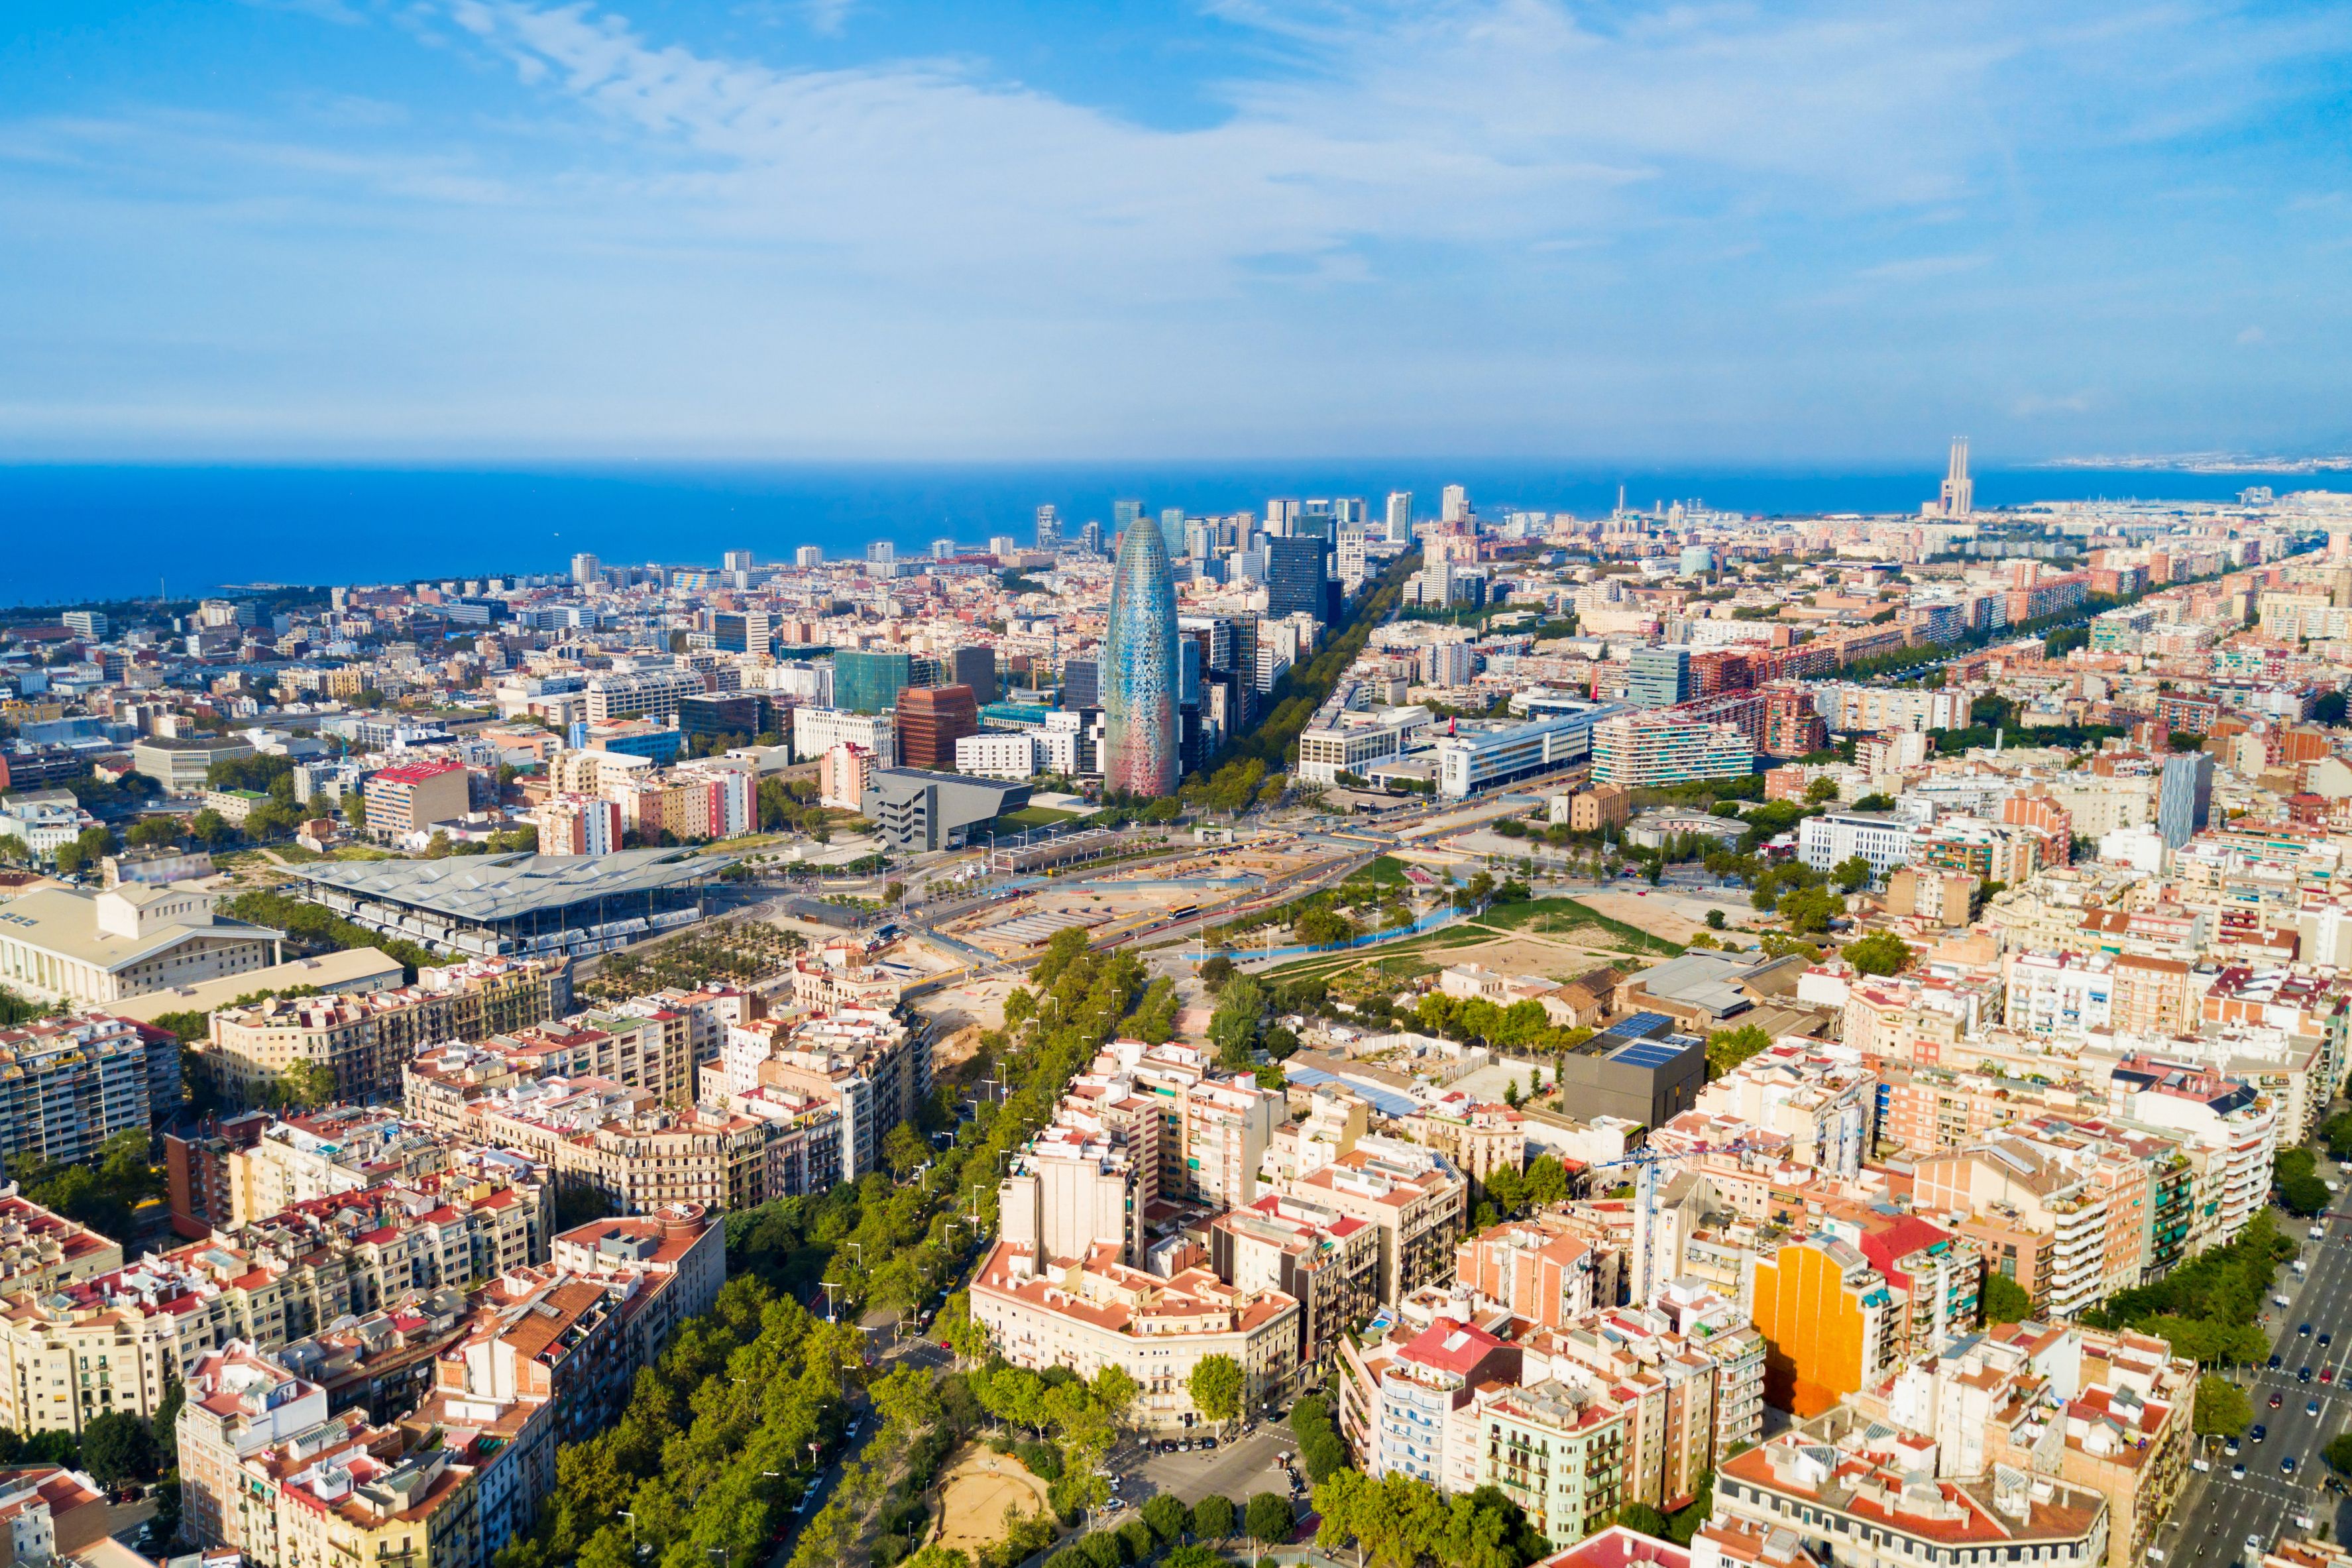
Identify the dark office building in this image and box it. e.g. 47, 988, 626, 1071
679, 692, 777, 748
896, 683, 981, 770
950, 645, 998, 706
1554, 1019, 1707, 1127
1062, 658, 1099, 710
1266, 536, 1333, 621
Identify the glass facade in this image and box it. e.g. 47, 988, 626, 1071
1103, 522, 1179, 797
834, 649, 911, 714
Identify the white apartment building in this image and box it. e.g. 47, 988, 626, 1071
1797, 812, 1918, 879
791, 707, 897, 766
954, 732, 1039, 781
1587, 712, 1753, 789
970, 1240, 1301, 1429
1810, 682, 1974, 734
585, 667, 706, 724
2004, 952, 2115, 1037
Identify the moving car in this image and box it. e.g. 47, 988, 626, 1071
2272, 1393, 2285, 1408
2284, 1456, 2298, 1475
2253, 1426, 2268, 1442
2310, 1400, 2322, 1416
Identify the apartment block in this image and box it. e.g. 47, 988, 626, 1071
199, 955, 573, 1109
1209, 1193, 1378, 1381
0, 1014, 181, 1169
1276, 1137, 1469, 1306
364, 761, 471, 842
970, 1239, 1302, 1429
1747, 1235, 1897, 1417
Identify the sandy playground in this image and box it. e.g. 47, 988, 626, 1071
930, 1447, 1052, 1556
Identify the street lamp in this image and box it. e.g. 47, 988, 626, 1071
616, 1511, 637, 1559
820, 1280, 843, 1321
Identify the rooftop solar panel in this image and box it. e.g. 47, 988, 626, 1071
1608, 1039, 1692, 1068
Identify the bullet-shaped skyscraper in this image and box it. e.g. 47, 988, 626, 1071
1102, 520, 1179, 797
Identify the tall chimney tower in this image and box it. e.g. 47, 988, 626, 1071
1939, 437, 1974, 519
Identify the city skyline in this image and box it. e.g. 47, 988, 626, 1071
7, 2, 2351, 462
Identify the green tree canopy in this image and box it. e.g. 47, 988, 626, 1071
1844, 932, 1916, 978
1247, 1493, 1294, 1544
1982, 1272, 2034, 1325
2192, 1374, 2251, 1438
1187, 1355, 1243, 1429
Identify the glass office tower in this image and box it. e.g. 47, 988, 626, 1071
1102, 522, 1179, 797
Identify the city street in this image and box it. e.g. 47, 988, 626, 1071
2161, 1146, 2352, 1567
1111, 1418, 1302, 1510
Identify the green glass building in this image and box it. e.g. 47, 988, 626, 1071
834, 649, 913, 714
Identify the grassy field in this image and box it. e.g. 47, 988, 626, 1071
995, 805, 1079, 830
1474, 896, 1686, 956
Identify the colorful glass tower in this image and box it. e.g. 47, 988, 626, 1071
1102, 521, 1179, 797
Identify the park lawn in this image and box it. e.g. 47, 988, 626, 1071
1361, 854, 1412, 885
699, 832, 789, 855
995, 805, 1079, 829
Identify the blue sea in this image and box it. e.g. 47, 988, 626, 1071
3, 460, 2345, 608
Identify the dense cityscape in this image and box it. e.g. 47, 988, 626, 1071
1, 448, 2352, 1568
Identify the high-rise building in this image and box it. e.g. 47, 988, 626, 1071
1113, 499, 1144, 535
1062, 658, 1099, 710
723, 549, 754, 573
1266, 535, 1333, 623
931, 537, 957, 559
1938, 437, 1974, 519
796, 545, 823, 568
1160, 507, 1188, 560
2156, 750, 2213, 849
1441, 484, 1471, 524
1035, 504, 1061, 551
1337, 529, 1368, 588
1079, 520, 1103, 556
834, 649, 913, 714
1385, 491, 1414, 544
570, 553, 600, 587
60, 611, 106, 640
1102, 522, 1179, 797
950, 645, 997, 706
1627, 647, 1691, 707
896, 684, 981, 771
865, 540, 896, 564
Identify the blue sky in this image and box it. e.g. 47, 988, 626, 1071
4, 0, 2350, 463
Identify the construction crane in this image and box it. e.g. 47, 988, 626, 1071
1583, 1137, 1763, 1303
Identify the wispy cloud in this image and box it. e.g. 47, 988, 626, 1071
2, 0, 2349, 458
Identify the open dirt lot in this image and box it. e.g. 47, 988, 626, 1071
931, 1447, 1052, 1557
1429, 932, 1632, 982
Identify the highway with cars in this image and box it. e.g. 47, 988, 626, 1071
2159, 1142, 2352, 1568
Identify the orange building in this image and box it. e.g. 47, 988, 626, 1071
1747, 1236, 1896, 1417
895, 683, 980, 770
